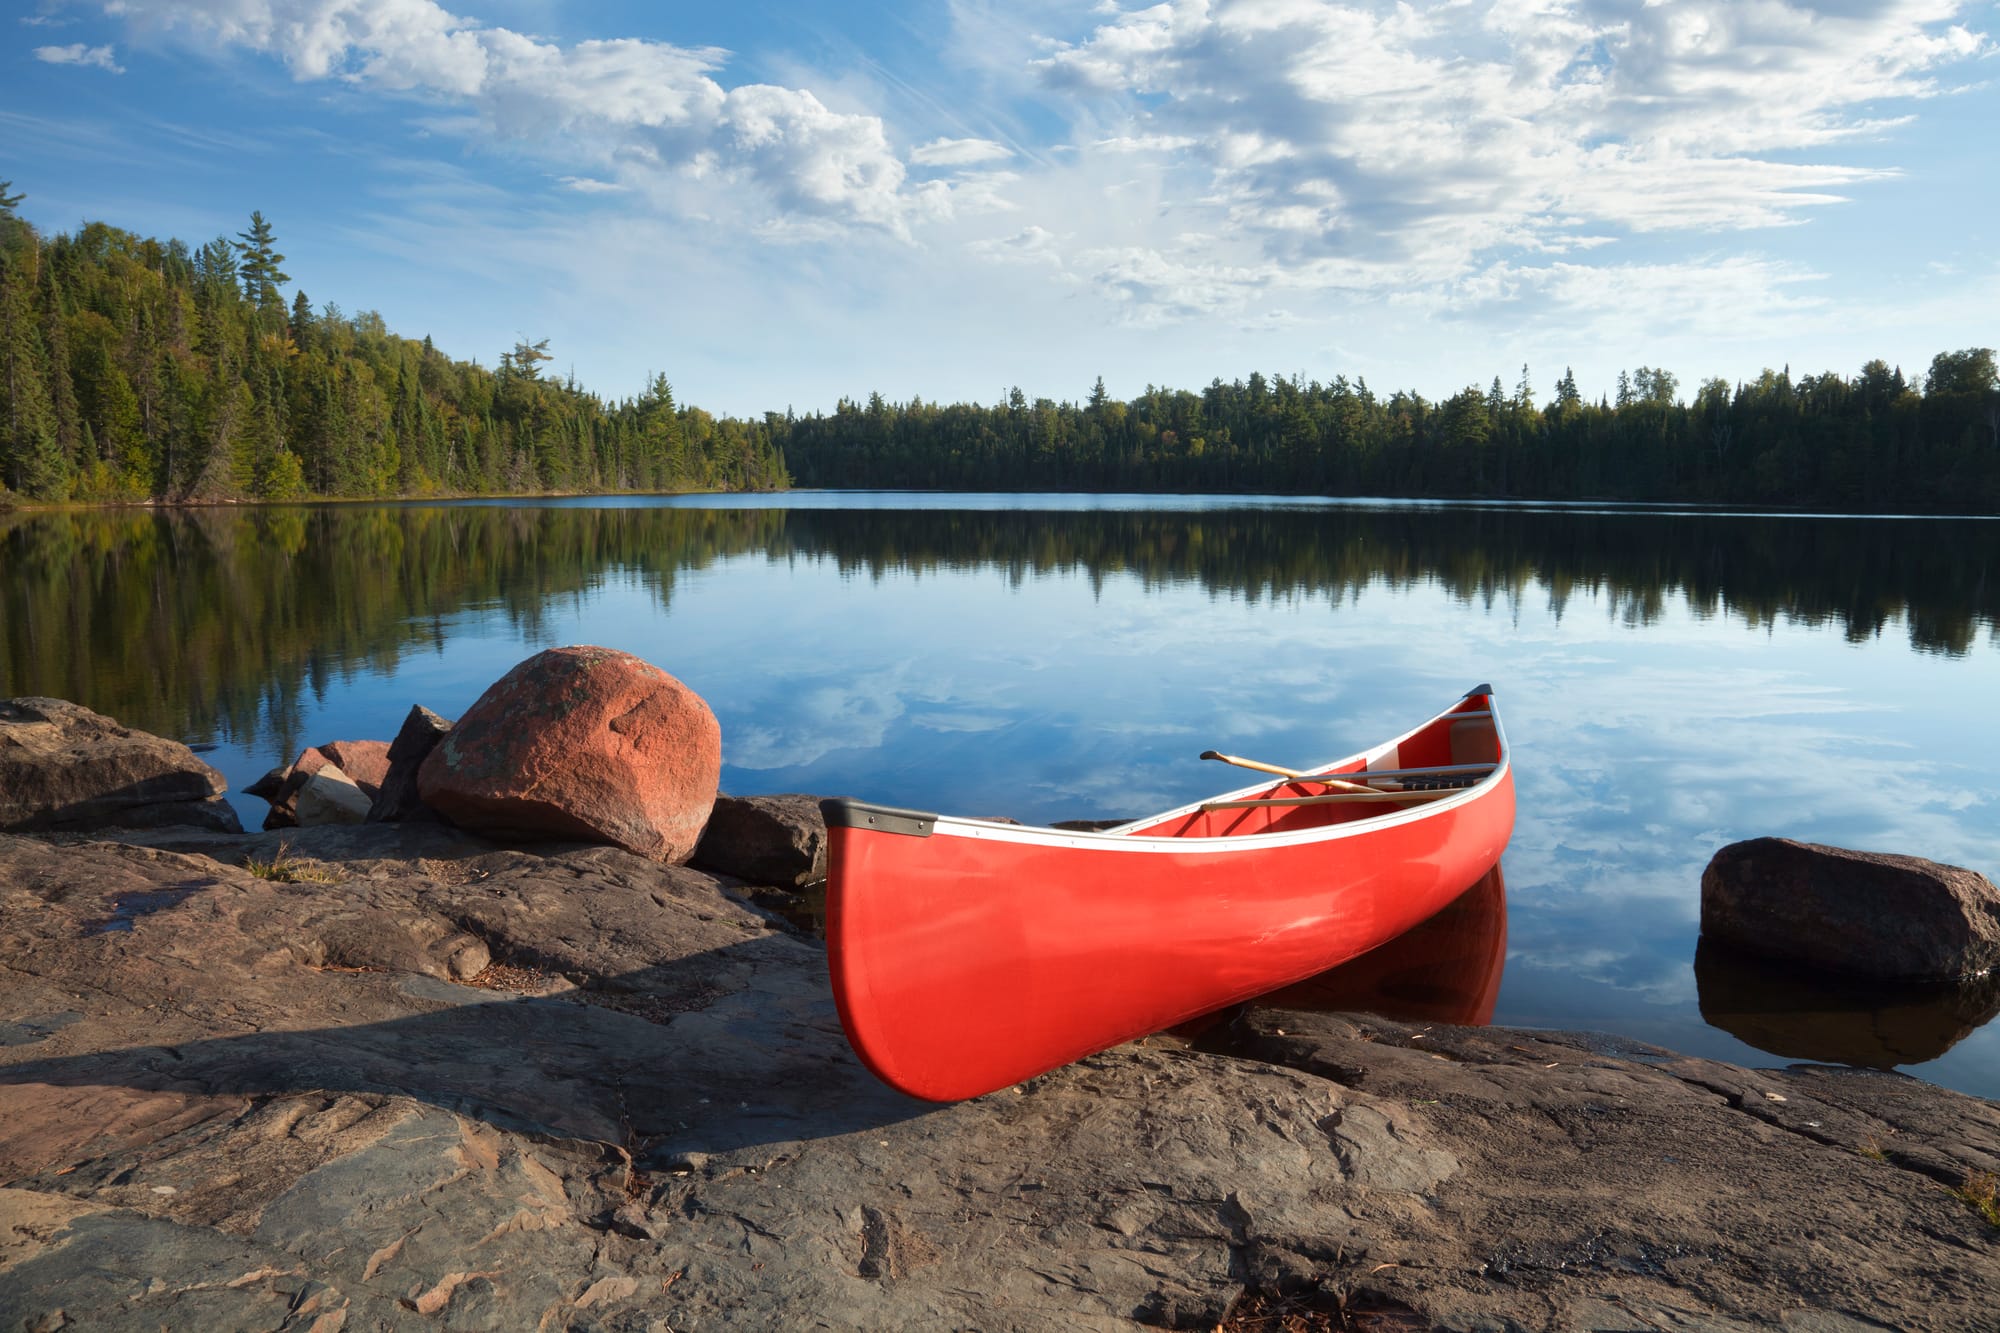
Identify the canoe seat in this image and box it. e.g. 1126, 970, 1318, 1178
1450, 716, 1499, 767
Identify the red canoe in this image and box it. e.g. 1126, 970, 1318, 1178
822, 686, 1516, 1101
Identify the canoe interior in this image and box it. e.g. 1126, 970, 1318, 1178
1119, 704, 1502, 841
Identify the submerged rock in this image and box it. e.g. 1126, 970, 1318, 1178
1701, 837, 2000, 981
418, 646, 721, 863
1696, 936, 2000, 1068
0, 697, 239, 834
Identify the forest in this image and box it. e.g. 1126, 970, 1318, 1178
779, 358, 2000, 511
2, 184, 1995, 510
0, 185, 789, 503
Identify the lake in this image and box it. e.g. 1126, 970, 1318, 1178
4, 492, 1998, 1098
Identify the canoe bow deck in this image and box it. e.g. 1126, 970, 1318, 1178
822, 686, 1516, 1101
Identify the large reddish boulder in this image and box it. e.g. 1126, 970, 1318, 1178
417, 647, 721, 862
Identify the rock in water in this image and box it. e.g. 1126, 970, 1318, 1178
366, 706, 452, 823
0, 697, 240, 834
691, 793, 828, 887
1700, 837, 2000, 981
417, 647, 720, 862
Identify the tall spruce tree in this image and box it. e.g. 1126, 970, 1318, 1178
234, 210, 290, 315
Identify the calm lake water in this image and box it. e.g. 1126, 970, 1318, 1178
5, 493, 1998, 1098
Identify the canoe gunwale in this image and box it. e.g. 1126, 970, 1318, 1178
824, 687, 1510, 857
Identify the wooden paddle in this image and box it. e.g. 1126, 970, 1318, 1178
1199, 750, 1377, 795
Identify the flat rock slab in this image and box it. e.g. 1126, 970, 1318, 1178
0, 696, 236, 834
1, 828, 1996, 1331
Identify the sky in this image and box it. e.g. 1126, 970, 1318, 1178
4, 0, 1997, 416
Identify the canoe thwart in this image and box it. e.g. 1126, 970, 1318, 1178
1202, 789, 1460, 812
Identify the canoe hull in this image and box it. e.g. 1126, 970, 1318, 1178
824, 690, 1515, 1101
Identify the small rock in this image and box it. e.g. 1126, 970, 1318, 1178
1701, 837, 2000, 981
295, 767, 372, 826
691, 794, 827, 888
245, 765, 288, 801
417, 647, 720, 863
263, 746, 333, 829
319, 741, 391, 797
365, 706, 452, 824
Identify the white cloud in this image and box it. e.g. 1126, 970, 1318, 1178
97, 0, 933, 234
911, 136, 1013, 166
78, 0, 1998, 343
1024, 0, 1993, 316
34, 41, 124, 72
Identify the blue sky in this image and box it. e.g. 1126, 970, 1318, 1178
5, 0, 1996, 415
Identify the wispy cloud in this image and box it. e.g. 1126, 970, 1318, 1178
34, 42, 124, 73
910, 136, 1013, 167
1024, 0, 1991, 315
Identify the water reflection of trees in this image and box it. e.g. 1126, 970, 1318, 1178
3, 504, 1993, 747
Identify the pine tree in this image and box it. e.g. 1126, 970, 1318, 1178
234, 210, 290, 314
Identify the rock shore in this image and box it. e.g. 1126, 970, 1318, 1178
3, 818, 1996, 1331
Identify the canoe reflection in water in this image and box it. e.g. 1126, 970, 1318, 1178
1177, 865, 1508, 1039
1695, 939, 2000, 1070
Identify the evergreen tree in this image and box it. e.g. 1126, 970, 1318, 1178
234, 210, 289, 313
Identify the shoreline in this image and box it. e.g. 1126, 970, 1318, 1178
2, 817, 1995, 1330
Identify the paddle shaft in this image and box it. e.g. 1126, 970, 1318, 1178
1202, 789, 1460, 812
1199, 750, 1375, 794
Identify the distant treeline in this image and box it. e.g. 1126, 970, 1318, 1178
3, 183, 1996, 510
778, 358, 2000, 511
0, 186, 787, 503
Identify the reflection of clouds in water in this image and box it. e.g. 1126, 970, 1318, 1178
1089, 720, 1198, 738
724, 671, 910, 771
911, 711, 1014, 734
1504, 891, 1702, 1011
679, 540, 1999, 1096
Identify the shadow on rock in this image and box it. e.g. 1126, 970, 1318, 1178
0, 828, 929, 1175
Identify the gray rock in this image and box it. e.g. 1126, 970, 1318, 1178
0, 697, 232, 834
365, 704, 451, 824
2, 828, 1997, 1332
244, 764, 288, 801
691, 792, 828, 887
1702, 837, 2000, 980
294, 765, 372, 826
